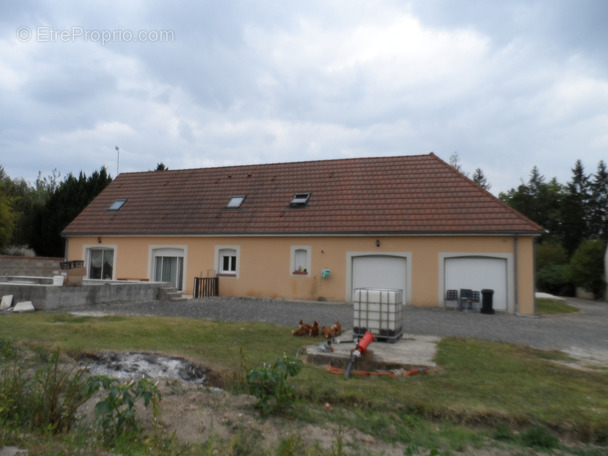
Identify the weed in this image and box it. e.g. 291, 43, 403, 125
493, 423, 517, 442
87, 375, 161, 445
0, 346, 90, 434
520, 424, 560, 450
246, 354, 303, 417
276, 433, 306, 455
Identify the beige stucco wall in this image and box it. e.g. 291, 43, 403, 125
66, 234, 537, 314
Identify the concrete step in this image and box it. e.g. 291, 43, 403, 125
160, 285, 188, 302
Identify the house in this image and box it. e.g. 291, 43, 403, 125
62, 153, 543, 314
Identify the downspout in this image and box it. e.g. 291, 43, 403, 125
513, 235, 519, 314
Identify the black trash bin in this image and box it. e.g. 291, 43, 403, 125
481, 289, 494, 314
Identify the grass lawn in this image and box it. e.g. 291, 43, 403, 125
1, 312, 607, 455
536, 298, 580, 315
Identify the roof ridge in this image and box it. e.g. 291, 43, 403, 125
115, 153, 435, 177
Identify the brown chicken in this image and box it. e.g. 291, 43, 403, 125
310, 321, 319, 337
321, 321, 342, 339
292, 320, 316, 336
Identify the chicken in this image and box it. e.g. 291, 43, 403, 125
292, 319, 316, 336
321, 321, 342, 339
321, 326, 332, 339
310, 321, 319, 337
330, 321, 341, 336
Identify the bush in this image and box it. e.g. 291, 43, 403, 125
246, 354, 303, 417
520, 425, 560, 450
536, 264, 574, 296
87, 375, 162, 445
565, 240, 607, 299
536, 241, 568, 272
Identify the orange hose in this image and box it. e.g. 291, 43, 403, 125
326, 366, 426, 377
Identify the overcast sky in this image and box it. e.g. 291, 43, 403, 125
1, 0, 607, 195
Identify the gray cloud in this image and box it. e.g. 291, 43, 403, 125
0, 1, 606, 194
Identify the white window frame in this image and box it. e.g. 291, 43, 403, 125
290, 246, 311, 276
83, 244, 117, 280
215, 245, 240, 278
148, 246, 187, 291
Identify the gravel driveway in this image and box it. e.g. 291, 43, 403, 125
80, 297, 608, 362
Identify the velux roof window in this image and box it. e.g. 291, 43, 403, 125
289, 192, 311, 208
108, 199, 127, 211
226, 195, 246, 208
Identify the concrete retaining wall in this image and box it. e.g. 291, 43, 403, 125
0, 281, 166, 311
0, 256, 63, 277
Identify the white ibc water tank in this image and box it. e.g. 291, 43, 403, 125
353, 288, 403, 342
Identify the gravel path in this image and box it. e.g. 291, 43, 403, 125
78, 297, 608, 357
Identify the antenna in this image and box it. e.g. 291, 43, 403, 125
115, 146, 120, 175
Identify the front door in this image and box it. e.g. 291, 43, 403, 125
154, 256, 184, 291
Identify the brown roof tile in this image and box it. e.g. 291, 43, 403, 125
62, 153, 543, 236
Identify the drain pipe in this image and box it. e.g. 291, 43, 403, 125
513, 235, 519, 314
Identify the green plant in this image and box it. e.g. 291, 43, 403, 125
30, 351, 91, 433
0, 347, 90, 434
87, 375, 161, 444
246, 354, 303, 416
520, 424, 560, 450
566, 239, 607, 299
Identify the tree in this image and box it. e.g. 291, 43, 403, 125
498, 167, 563, 243
560, 160, 590, 255
535, 241, 572, 295
30, 167, 112, 257
565, 240, 606, 299
155, 163, 168, 171
448, 152, 468, 177
589, 160, 608, 242
472, 168, 491, 191
0, 175, 16, 253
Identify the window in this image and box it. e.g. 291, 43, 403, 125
108, 199, 127, 211
289, 192, 311, 207
226, 195, 246, 208
154, 256, 184, 291
150, 247, 187, 290
217, 247, 239, 276
291, 246, 311, 275
88, 248, 114, 280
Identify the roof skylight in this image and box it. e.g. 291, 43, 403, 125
108, 199, 127, 211
226, 195, 246, 208
289, 192, 311, 208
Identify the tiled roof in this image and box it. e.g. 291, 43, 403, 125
62, 153, 543, 236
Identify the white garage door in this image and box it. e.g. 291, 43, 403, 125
444, 257, 507, 311
352, 255, 407, 305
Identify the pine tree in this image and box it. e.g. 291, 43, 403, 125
472, 168, 491, 191
589, 160, 608, 242
560, 160, 590, 256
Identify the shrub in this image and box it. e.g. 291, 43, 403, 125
87, 375, 162, 445
520, 425, 560, 450
536, 264, 574, 295
565, 239, 606, 299
246, 354, 303, 417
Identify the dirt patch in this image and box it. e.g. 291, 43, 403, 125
74, 351, 411, 454
79, 352, 210, 385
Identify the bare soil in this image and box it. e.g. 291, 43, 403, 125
74, 351, 605, 455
